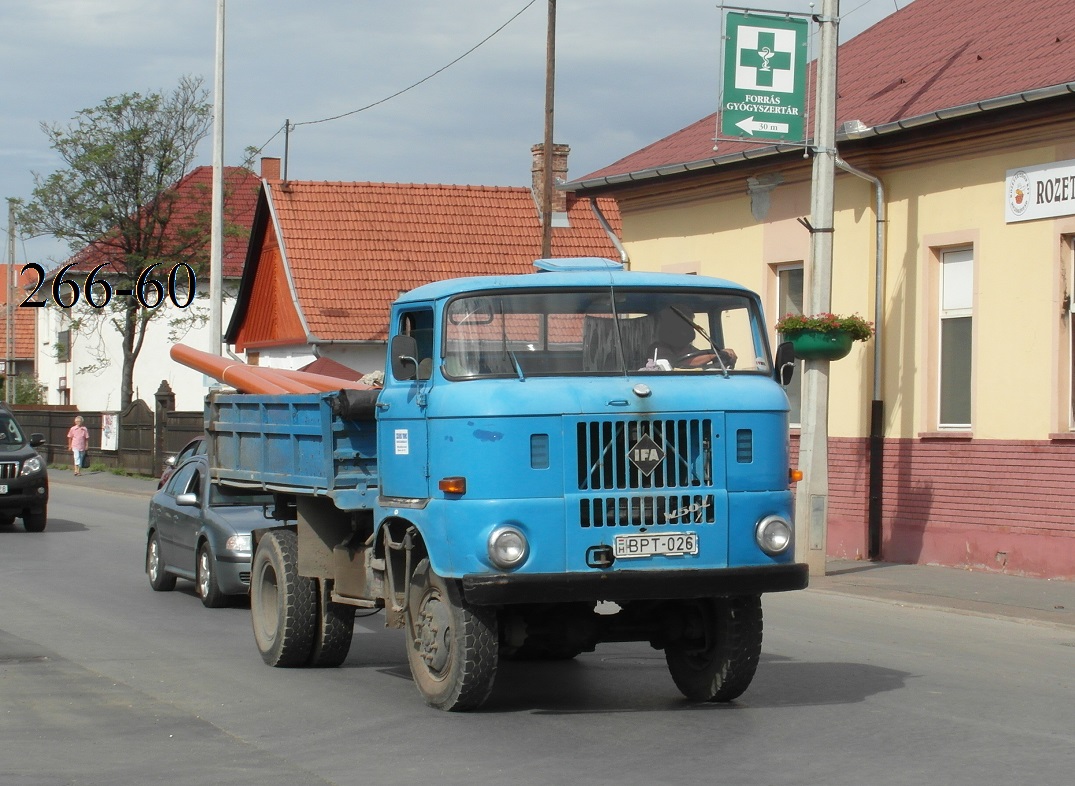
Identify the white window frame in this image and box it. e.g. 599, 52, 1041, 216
938, 247, 974, 429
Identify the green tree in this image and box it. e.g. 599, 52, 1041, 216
16, 76, 214, 410
3, 374, 46, 405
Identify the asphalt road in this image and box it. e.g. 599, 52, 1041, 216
1, 482, 1073, 785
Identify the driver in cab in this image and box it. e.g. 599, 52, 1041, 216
644, 307, 737, 371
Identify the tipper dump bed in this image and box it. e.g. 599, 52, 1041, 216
206, 388, 380, 510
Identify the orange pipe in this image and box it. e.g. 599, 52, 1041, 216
169, 344, 318, 394
271, 367, 375, 392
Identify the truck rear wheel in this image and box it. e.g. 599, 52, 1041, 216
665, 595, 763, 703
405, 558, 498, 711
307, 579, 355, 667
251, 529, 316, 667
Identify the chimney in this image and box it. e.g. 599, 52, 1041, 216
260, 157, 281, 180
531, 143, 570, 214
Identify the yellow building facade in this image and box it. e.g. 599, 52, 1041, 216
580, 107, 1075, 579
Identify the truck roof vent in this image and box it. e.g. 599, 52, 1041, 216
533, 257, 623, 273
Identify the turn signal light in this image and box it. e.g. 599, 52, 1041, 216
789, 468, 804, 483
438, 476, 467, 495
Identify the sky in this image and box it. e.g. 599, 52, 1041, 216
1, 0, 911, 266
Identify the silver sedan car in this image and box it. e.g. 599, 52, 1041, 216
145, 453, 278, 607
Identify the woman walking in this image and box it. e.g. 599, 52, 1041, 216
67, 415, 89, 476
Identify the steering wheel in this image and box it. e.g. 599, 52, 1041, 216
675, 350, 735, 372
675, 349, 721, 368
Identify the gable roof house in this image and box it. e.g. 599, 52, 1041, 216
567, 0, 1075, 579
0, 265, 38, 397
226, 145, 622, 375
37, 164, 261, 411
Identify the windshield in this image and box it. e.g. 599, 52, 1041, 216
0, 415, 27, 446
442, 288, 771, 379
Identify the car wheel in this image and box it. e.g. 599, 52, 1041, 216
22, 507, 46, 533
197, 541, 227, 608
147, 531, 177, 591
0, 514, 15, 527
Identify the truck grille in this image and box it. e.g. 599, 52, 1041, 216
0, 462, 18, 480
580, 493, 716, 528
577, 418, 713, 490
575, 418, 716, 529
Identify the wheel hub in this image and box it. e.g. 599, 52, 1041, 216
414, 592, 452, 675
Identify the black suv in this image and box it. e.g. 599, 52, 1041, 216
0, 405, 49, 532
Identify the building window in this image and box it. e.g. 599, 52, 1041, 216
1068, 236, 1075, 430
56, 329, 71, 363
939, 248, 973, 428
776, 265, 804, 424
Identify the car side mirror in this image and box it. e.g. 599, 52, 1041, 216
775, 341, 796, 386
176, 492, 199, 507
29, 433, 46, 447
390, 334, 419, 381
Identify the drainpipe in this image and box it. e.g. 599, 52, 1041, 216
589, 198, 629, 266
834, 156, 886, 560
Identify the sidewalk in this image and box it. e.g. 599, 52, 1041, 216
50, 468, 1075, 629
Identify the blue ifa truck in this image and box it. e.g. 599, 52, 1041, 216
206, 258, 807, 711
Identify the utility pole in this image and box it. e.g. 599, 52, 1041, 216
209, 0, 225, 356
5, 200, 14, 403
795, 0, 840, 576
540, 0, 556, 258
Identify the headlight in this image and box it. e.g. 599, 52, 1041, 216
487, 526, 528, 569
225, 534, 252, 552
21, 456, 43, 476
755, 515, 793, 556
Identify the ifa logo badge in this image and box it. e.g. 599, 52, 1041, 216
628, 434, 665, 476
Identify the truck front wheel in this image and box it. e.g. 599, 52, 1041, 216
250, 529, 316, 667
665, 595, 763, 703
405, 558, 498, 711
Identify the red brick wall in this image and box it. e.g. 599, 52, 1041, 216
791, 435, 1075, 579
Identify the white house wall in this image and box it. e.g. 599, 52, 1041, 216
36, 293, 238, 413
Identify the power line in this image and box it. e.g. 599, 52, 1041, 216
245, 0, 539, 163
294, 0, 538, 128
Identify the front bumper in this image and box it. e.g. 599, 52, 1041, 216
461, 562, 808, 605
0, 477, 49, 513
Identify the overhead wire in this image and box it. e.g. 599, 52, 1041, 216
245, 0, 538, 162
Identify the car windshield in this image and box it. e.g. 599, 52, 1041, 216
442, 288, 771, 379
0, 415, 27, 446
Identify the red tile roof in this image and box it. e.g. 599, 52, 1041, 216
62, 165, 259, 279
578, 0, 1075, 184
235, 181, 621, 344
0, 266, 36, 359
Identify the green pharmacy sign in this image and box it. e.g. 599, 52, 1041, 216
721, 12, 808, 142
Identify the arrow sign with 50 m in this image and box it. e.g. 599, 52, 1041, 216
721, 12, 808, 142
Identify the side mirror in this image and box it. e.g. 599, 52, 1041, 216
775, 341, 796, 386
390, 334, 419, 381
29, 433, 46, 447
176, 492, 199, 507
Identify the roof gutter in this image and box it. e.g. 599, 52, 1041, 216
569, 82, 1075, 193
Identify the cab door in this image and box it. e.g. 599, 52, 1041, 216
376, 307, 434, 500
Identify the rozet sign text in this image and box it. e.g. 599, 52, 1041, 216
1006, 159, 1075, 223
